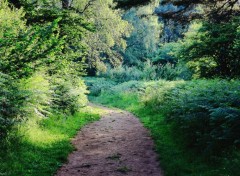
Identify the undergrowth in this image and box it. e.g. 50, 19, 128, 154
0, 106, 102, 176
91, 78, 240, 176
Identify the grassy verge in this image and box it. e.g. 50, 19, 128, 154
0, 106, 103, 176
92, 91, 239, 176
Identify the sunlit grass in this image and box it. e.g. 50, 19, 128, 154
0, 106, 100, 176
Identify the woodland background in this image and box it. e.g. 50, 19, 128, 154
0, 0, 240, 175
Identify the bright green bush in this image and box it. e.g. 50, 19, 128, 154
85, 77, 157, 97
0, 10, 63, 78
51, 75, 88, 114
143, 79, 240, 153
20, 71, 52, 118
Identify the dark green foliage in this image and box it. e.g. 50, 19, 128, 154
20, 2, 94, 76
156, 0, 240, 79
122, 6, 161, 67
0, 1, 92, 163
0, 73, 25, 141
144, 80, 240, 154
180, 18, 240, 78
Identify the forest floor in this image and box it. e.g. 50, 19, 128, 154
57, 104, 163, 176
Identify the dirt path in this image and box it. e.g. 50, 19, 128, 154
57, 105, 163, 176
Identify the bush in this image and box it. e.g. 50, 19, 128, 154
99, 65, 144, 82
99, 60, 191, 82
51, 75, 88, 114
156, 63, 192, 80
110, 80, 156, 93
0, 73, 25, 141
20, 71, 52, 118
143, 79, 240, 154
84, 77, 117, 96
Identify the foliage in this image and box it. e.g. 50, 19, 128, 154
155, 3, 189, 42
99, 65, 144, 82
109, 80, 156, 94
0, 1, 64, 78
143, 79, 240, 154
90, 77, 240, 176
51, 75, 89, 114
14, 0, 94, 76
81, 0, 132, 74
155, 0, 240, 79
0, 106, 100, 176
0, 73, 25, 141
100, 60, 190, 82
123, 6, 162, 66
177, 20, 240, 78
156, 63, 192, 80
153, 42, 179, 64
160, 0, 240, 22
84, 77, 117, 97
20, 70, 52, 118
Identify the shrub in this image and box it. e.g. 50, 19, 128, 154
84, 77, 117, 96
99, 60, 191, 82
142, 60, 157, 80
143, 79, 240, 154
0, 73, 25, 141
99, 65, 144, 82
110, 80, 156, 93
156, 63, 192, 80
51, 75, 88, 114
20, 71, 52, 118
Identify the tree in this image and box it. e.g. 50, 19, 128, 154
80, 0, 132, 75
155, 0, 240, 78
123, 5, 162, 66
159, 0, 240, 22
175, 19, 240, 78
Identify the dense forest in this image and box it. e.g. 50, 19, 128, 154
0, 0, 240, 175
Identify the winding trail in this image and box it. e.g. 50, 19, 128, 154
57, 104, 163, 176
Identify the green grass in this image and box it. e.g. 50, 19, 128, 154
92, 91, 240, 176
0, 106, 102, 176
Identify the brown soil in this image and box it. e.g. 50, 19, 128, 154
57, 105, 163, 176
